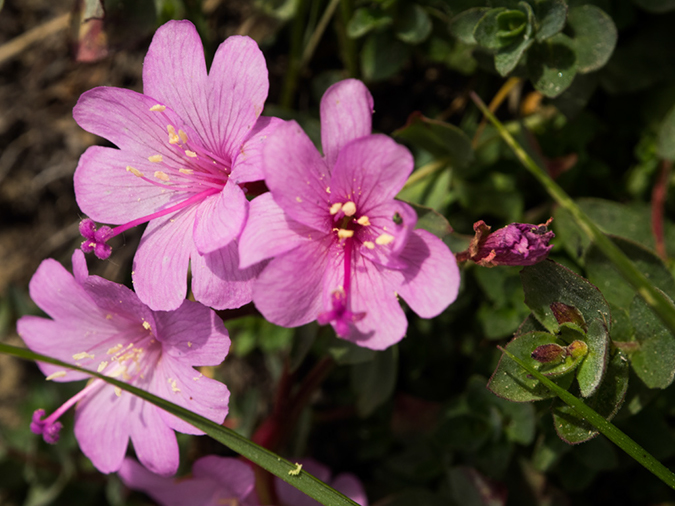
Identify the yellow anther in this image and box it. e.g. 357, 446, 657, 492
337, 229, 354, 239
296, 196, 303, 203
142, 321, 151, 330
363, 241, 375, 249
106, 314, 113, 320
72, 352, 94, 361
154, 171, 170, 182
167, 125, 176, 135
114, 386, 122, 397
185, 150, 198, 158
375, 233, 395, 245
148, 154, 163, 163
179, 168, 193, 175
126, 166, 144, 177
107, 344, 123, 355
188, 342, 192, 347
149, 104, 166, 112
169, 133, 180, 144
326, 186, 331, 194
357, 215, 371, 226
329, 202, 342, 215
171, 380, 181, 393
46, 371, 67, 381
342, 201, 356, 216
179, 129, 188, 143
97, 361, 108, 372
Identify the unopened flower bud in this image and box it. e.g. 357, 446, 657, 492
531, 343, 566, 363
567, 340, 588, 360
550, 302, 587, 331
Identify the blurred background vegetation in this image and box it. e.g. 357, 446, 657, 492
3, 0, 675, 504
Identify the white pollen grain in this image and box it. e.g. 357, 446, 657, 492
46, 371, 67, 381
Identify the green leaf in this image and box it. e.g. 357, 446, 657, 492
552, 350, 629, 443
576, 318, 610, 398
487, 331, 574, 402
351, 345, 398, 417
494, 33, 533, 75
449, 7, 490, 45
629, 294, 675, 389
585, 236, 675, 310
406, 201, 453, 239
393, 112, 474, 168
346, 7, 393, 38
474, 8, 515, 49
533, 0, 567, 41
328, 338, 376, 365
0, 343, 359, 506
631, 0, 675, 12
527, 34, 577, 97
448, 466, 507, 506
520, 259, 611, 334
360, 31, 410, 81
658, 102, 675, 161
566, 5, 617, 73
395, 4, 432, 44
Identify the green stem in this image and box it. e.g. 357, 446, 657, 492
337, 0, 358, 77
498, 345, 675, 490
403, 158, 448, 189
2, 343, 358, 506
470, 91, 675, 337
301, 0, 341, 68
280, 0, 310, 109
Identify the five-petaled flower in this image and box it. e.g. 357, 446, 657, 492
17, 250, 231, 476
239, 79, 460, 349
118, 455, 260, 506
73, 20, 280, 311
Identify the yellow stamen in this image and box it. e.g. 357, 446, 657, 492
296, 196, 303, 203
105, 314, 113, 320
188, 342, 192, 347
169, 133, 180, 144
97, 361, 108, 372
114, 386, 122, 397
142, 321, 151, 330
126, 166, 143, 177
342, 201, 356, 216
107, 344, 123, 355
326, 186, 331, 194
179, 168, 193, 175
149, 104, 166, 112
185, 150, 198, 158
329, 202, 342, 215
148, 154, 163, 163
337, 229, 354, 239
46, 371, 67, 381
363, 241, 375, 249
72, 352, 94, 361
179, 129, 188, 143
376, 233, 395, 245
154, 171, 170, 182
357, 215, 370, 226
171, 380, 181, 393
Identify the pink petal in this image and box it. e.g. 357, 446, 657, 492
190, 240, 261, 310
332, 474, 369, 506
72, 249, 89, 283
358, 200, 417, 269
16, 317, 91, 382
129, 400, 179, 476
153, 358, 230, 435
346, 254, 408, 350
386, 229, 460, 318
330, 135, 413, 215
207, 35, 269, 158
231, 116, 285, 184
193, 182, 248, 254
320, 79, 374, 168
155, 299, 230, 366
75, 145, 182, 224
193, 456, 256, 500
132, 208, 195, 311
238, 193, 317, 269
263, 120, 332, 231
253, 239, 332, 328
74, 383, 131, 473
80, 274, 156, 329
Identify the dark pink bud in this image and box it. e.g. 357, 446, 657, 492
531, 343, 565, 363
457, 219, 554, 267
30, 409, 63, 444
550, 302, 587, 331
79, 218, 112, 260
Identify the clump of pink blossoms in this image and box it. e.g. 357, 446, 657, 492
74, 19, 279, 311
17, 250, 230, 476
119, 456, 260, 506
239, 79, 460, 349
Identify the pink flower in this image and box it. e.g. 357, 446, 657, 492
16, 250, 230, 476
457, 219, 554, 267
118, 456, 259, 506
74, 20, 280, 311
239, 79, 460, 349
275, 458, 368, 506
